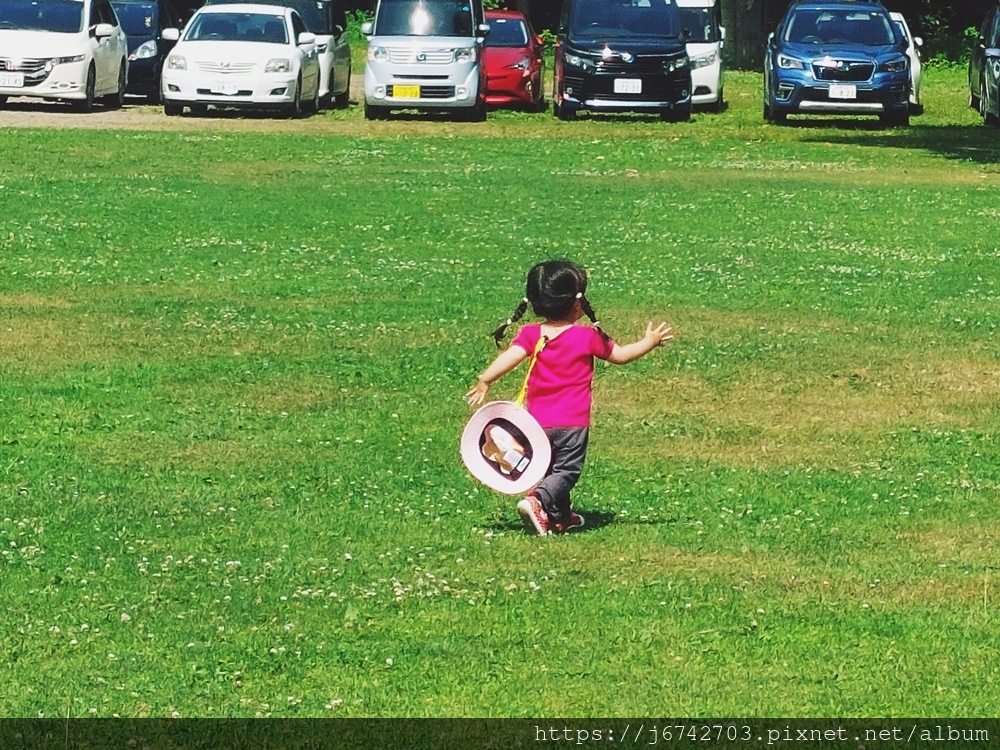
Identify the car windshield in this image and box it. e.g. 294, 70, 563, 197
678, 7, 719, 43
0, 0, 84, 33
484, 17, 527, 47
111, 2, 158, 35
374, 0, 474, 37
569, 0, 679, 40
186, 11, 288, 42
785, 9, 897, 46
206, 0, 332, 34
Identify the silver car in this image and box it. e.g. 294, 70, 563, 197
362, 0, 489, 121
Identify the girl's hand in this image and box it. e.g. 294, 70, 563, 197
465, 379, 490, 407
645, 322, 674, 347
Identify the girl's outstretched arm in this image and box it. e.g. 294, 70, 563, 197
465, 345, 530, 406
607, 322, 673, 365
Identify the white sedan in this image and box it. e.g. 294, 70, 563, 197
890, 11, 922, 115
160, 3, 321, 116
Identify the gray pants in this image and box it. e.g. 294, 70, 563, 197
533, 427, 589, 525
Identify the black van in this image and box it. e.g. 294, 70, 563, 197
553, 0, 691, 120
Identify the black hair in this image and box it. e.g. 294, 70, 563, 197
491, 260, 606, 347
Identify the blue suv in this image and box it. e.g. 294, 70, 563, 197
764, 0, 910, 126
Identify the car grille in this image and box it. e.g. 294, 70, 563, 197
812, 61, 874, 82
387, 48, 455, 65
197, 62, 257, 75
196, 88, 254, 96
387, 84, 455, 98
599, 56, 679, 76
0, 57, 49, 86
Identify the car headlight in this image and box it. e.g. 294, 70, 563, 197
132, 40, 158, 60
45, 54, 86, 72
454, 47, 476, 63
265, 58, 291, 73
665, 56, 688, 73
777, 53, 805, 70
879, 57, 908, 73
564, 52, 595, 72
689, 51, 717, 69
166, 54, 186, 70
367, 45, 389, 62
509, 56, 531, 71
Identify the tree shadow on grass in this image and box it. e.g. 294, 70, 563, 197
799, 122, 1000, 165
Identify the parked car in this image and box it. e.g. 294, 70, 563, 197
362, 0, 489, 121
482, 9, 544, 111
553, 0, 691, 121
889, 11, 921, 115
110, 0, 182, 102
205, 0, 350, 107
676, 0, 724, 112
763, 0, 911, 127
0, 0, 129, 111
969, 5, 1000, 125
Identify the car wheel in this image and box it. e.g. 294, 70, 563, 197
104, 61, 126, 109
289, 76, 303, 117
364, 103, 386, 120
555, 101, 576, 121
711, 87, 724, 114
463, 99, 486, 122
163, 101, 182, 116
74, 65, 96, 113
982, 74, 999, 126
334, 66, 350, 108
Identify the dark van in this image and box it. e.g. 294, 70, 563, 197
553, 0, 691, 120
110, 0, 183, 101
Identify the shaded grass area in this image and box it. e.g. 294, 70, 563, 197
0, 69, 998, 717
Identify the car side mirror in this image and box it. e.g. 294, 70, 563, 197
298, 31, 316, 45
477, 22, 490, 37
94, 22, 115, 38
162, 27, 180, 41
986, 47, 1000, 58
361, 21, 372, 35
913, 35, 923, 47
536, 34, 544, 46
333, 24, 344, 36
720, 26, 726, 41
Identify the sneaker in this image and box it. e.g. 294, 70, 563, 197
552, 512, 585, 534
517, 495, 550, 536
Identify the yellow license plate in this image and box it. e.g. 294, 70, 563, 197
392, 85, 420, 98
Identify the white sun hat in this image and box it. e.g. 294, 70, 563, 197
461, 400, 551, 494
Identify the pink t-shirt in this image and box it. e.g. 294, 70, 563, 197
511, 323, 615, 429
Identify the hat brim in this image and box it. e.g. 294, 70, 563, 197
460, 401, 552, 495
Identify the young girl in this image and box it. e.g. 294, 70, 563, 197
466, 260, 673, 536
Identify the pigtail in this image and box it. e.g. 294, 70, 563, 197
579, 293, 609, 341
491, 297, 529, 348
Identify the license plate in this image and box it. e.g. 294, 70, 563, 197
210, 81, 240, 96
829, 84, 857, 100
0, 72, 25, 88
392, 84, 420, 98
614, 78, 642, 94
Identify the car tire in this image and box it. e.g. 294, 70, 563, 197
981, 74, 999, 126
104, 61, 126, 109
879, 110, 909, 127
74, 65, 96, 113
163, 101, 183, 116
305, 82, 320, 115
289, 76, 303, 118
364, 103, 386, 120
463, 99, 486, 122
711, 87, 724, 114
334, 66, 350, 108
555, 101, 576, 120
764, 100, 786, 125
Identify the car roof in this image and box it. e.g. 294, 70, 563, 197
197, 2, 292, 14
787, 0, 887, 8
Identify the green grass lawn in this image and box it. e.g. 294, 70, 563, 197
0, 67, 998, 718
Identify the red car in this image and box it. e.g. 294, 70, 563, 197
483, 10, 545, 111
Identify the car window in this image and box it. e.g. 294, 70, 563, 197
187, 11, 287, 42
0, 0, 86, 32
484, 17, 528, 47
569, 0, 680, 41
291, 10, 307, 38
991, 10, 1000, 47
112, 3, 158, 35
785, 9, 895, 46
679, 6, 720, 43
374, 0, 475, 37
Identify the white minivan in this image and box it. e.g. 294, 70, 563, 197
362, 0, 489, 121
676, 0, 724, 111
0, 0, 129, 111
